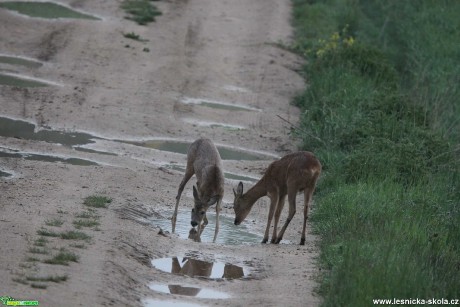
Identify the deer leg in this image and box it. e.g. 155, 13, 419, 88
271, 194, 286, 243
300, 187, 314, 245
263, 193, 278, 243
212, 198, 222, 243
275, 188, 297, 244
173, 167, 194, 233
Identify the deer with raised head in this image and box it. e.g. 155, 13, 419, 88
233, 151, 321, 245
172, 138, 224, 243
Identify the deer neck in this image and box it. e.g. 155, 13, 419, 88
243, 180, 267, 208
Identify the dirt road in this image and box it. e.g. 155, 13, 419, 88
0, 0, 320, 306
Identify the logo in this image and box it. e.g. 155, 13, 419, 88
0, 296, 39, 306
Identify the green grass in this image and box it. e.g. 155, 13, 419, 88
29, 247, 49, 255
292, 0, 460, 306
37, 229, 60, 237
75, 210, 100, 219
73, 219, 100, 229
26, 275, 67, 283
121, 0, 162, 25
34, 237, 48, 247
83, 195, 112, 208
45, 218, 64, 227
60, 230, 91, 241
44, 251, 79, 265
123, 31, 147, 42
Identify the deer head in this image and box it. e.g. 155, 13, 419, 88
191, 185, 219, 227
233, 182, 251, 225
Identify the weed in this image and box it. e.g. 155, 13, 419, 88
60, 230, 91, 241
12, 278, 29, 285
123, 31, 147, 42
83, 195, 111, 208
45, 218, 64, 227
121, 0, 162, 25
28, 247, 48, 255
73, 219, 99, 229
75, 210, 99, 219
70, 243, 86, 249
30, 283, 47, 289
44, 251, 78, 265
37, 229, 60, 237
26, 275, 67, 283
34, 237, 48, 247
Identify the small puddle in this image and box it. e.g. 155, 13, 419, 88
183, 119, 245, 131
164, 164, 258, 183
0, 73, 51, 87
0, 150, 98, 166
151, 211, 262, 245
143, 299, 202, 307
0, 117, 97, 147
128, 139, 274, 161
151, 257, 249, 280
0, 55, 43, 68
0, 1, 100, 20
149, 283, 230, 299
0, 170, 13, 178
181, 97, 260, 112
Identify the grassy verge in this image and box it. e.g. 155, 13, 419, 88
291, 0, 459, 305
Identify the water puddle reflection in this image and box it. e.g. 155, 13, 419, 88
0, 1, 100, 20
150, 211, 261, 245
149, 283, 230, 299
0, 117, 97, 146
0, 73, 51, 87
151, 257, 249, 280
181, 97, 260, 112
0, 150, 98, 166
0, 170, 13, 178
0, 55, 43, 68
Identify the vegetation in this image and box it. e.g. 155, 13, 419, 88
121, 0, 161, 25
45, 218, 64, 227
84, 195, 112, 208
291, 0, 459, 305
73, 219, 100, 229
44, 251, 79, 265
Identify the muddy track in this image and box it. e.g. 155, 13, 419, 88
0, 0, 319, 306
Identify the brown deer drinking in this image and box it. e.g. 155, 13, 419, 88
233, 151, 321, 245
172, 138, 224, 243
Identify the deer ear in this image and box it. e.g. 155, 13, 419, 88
193, 186, 200, 200
236, 182, 244, 196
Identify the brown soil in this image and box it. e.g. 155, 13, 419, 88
0, 0, 320, 306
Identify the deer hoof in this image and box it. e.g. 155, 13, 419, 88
300, 238, 306, 245
261, 238, 268, 244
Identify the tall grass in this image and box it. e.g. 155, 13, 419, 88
291, 0, 460, 305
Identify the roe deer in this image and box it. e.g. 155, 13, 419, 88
173, 138, 224, 243
233, 151, 321, 245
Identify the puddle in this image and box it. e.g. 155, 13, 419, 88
149, 283, 230, 299
164, 164, 258, 183
128, 139, 274, 161
151, 256, 249, 280
181, 97, 260, 112
0, 1, 100, 20
0, 73, 51, 87
143, 299, 202, 307
150, 211, 262, 245
0, 117, 97, 147
0, 170, 13, 178
0, 55, 43, 68
0, 150, 98, 166
183, 118, 245, 131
